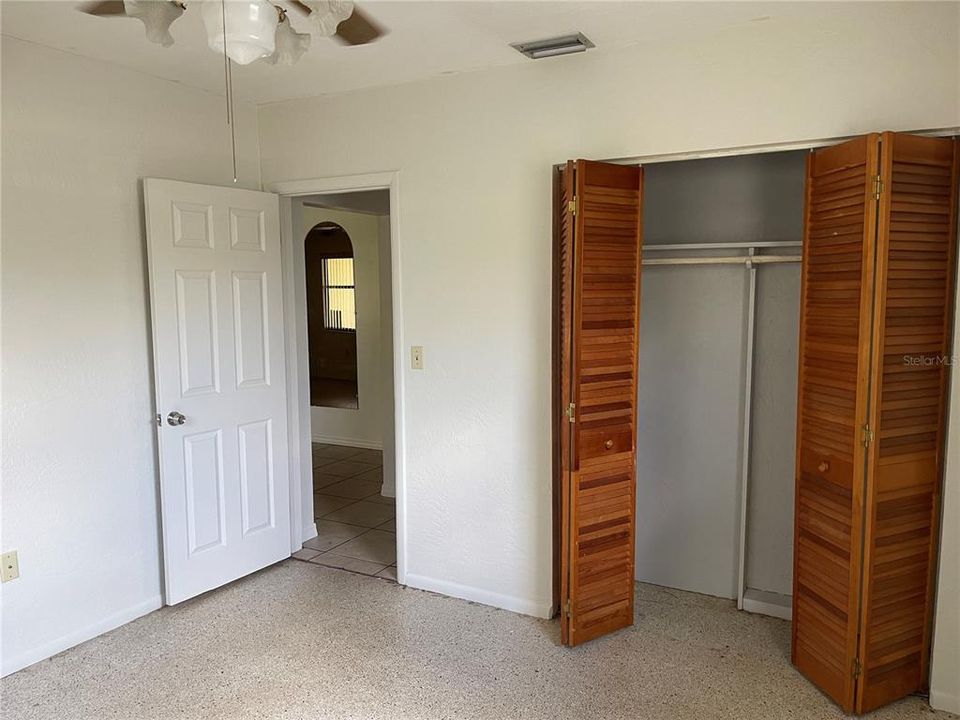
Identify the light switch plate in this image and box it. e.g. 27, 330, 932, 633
411, 345, 424, 370
1, 550, 19, 583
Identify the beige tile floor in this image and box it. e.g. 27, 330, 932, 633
292, 443, 397, 581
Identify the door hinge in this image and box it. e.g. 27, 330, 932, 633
566, 402, 576, 423
567, 197, 577, 215
862, 424, 875, 448
872, 175, 883, 200
564, 599, 572, 616
155, 413, 162, 427
852, 657, 863, 679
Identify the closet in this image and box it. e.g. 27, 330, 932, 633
636, 150, 805, 610
552, 131, 959, 714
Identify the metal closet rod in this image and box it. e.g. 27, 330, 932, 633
645, 241, 801, 251
643, 255, 800, 267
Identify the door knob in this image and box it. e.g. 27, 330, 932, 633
167, 411, 187, 426
604, 439, 614, 450
818, 461, 829, 473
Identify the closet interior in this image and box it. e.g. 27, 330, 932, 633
637, 149, 805, 615
552, 132, 959, 715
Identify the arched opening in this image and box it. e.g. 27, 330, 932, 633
304, 221, 359, 409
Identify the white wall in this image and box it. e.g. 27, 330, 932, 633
377, 214, 396, 497
932, 301, 960, 714
0, 37, 260, 676
300, 206, 385, 449
257, 0, 960, 682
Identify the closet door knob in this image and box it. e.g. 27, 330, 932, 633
818, 461, 829, 473
604, 439, 614, 450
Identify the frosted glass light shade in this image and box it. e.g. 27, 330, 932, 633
306, 0, 354, 36
201, 0, 278, 65
265, 17, 311, 66
123, 0, 184, 47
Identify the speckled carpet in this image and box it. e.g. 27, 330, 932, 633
1, 561, 953, 720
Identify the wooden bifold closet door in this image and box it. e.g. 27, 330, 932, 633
793, 132, 959, 713
554, 159, 644, 647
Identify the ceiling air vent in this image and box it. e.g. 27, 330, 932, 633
511, 33, 594, 60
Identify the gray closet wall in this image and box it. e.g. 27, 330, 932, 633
636, 151, 805, 599
748, 264, 801, 595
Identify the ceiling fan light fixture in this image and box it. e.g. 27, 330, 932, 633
201, 0, 278, 65
123, 0, 184, 47
306, 0, 355, 37
265, 15, 311, 66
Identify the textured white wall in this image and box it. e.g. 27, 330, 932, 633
377, 214, 396, 497
0, 37, 261, 676
257, 0, 960, 677
932, 303, 960, 714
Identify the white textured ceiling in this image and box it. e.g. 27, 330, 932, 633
3, 1, 832, 105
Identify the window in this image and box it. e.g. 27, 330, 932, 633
322, 257, 357, 331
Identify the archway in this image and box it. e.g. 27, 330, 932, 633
304, 221, 359, 409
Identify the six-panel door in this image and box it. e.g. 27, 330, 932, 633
144, 178, 290, 604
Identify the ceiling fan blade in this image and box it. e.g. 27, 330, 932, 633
79, 0, 127, 16
286, 0, 313, 17
334, 6, 384, 45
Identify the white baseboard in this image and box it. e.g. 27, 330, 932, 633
379, 482, 396, 499
1, 594, 163, 678
742, 587, 792, 621
403, 572, 552, 619
931, 689, 960, 715
301, 522, 318, 544
310, 434, 383, 451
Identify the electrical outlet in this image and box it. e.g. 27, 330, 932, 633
1, 550, 19, 583
411, 345, 424, 370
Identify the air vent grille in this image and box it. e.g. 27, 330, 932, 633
510, 33, 594, 60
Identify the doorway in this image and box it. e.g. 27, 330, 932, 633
272, 177, 405, 583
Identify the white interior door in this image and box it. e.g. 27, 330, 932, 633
144, 178, 290, 604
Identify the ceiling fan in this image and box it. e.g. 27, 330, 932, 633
78, 0, 384, 66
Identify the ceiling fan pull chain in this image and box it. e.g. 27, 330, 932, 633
220, 0, 230, 126
220, 0, 238, 183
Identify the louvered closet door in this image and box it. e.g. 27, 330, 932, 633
559, 160, 643, 646
556, 161, 576, 635
856, 133, 959, 713
792, 135, 880, 712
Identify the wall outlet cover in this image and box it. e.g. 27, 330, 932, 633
1, 550, 20, 583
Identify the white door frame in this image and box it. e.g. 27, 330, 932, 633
268, 171, 406, 585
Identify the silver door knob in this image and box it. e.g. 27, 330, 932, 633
166, 411, 186, 426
